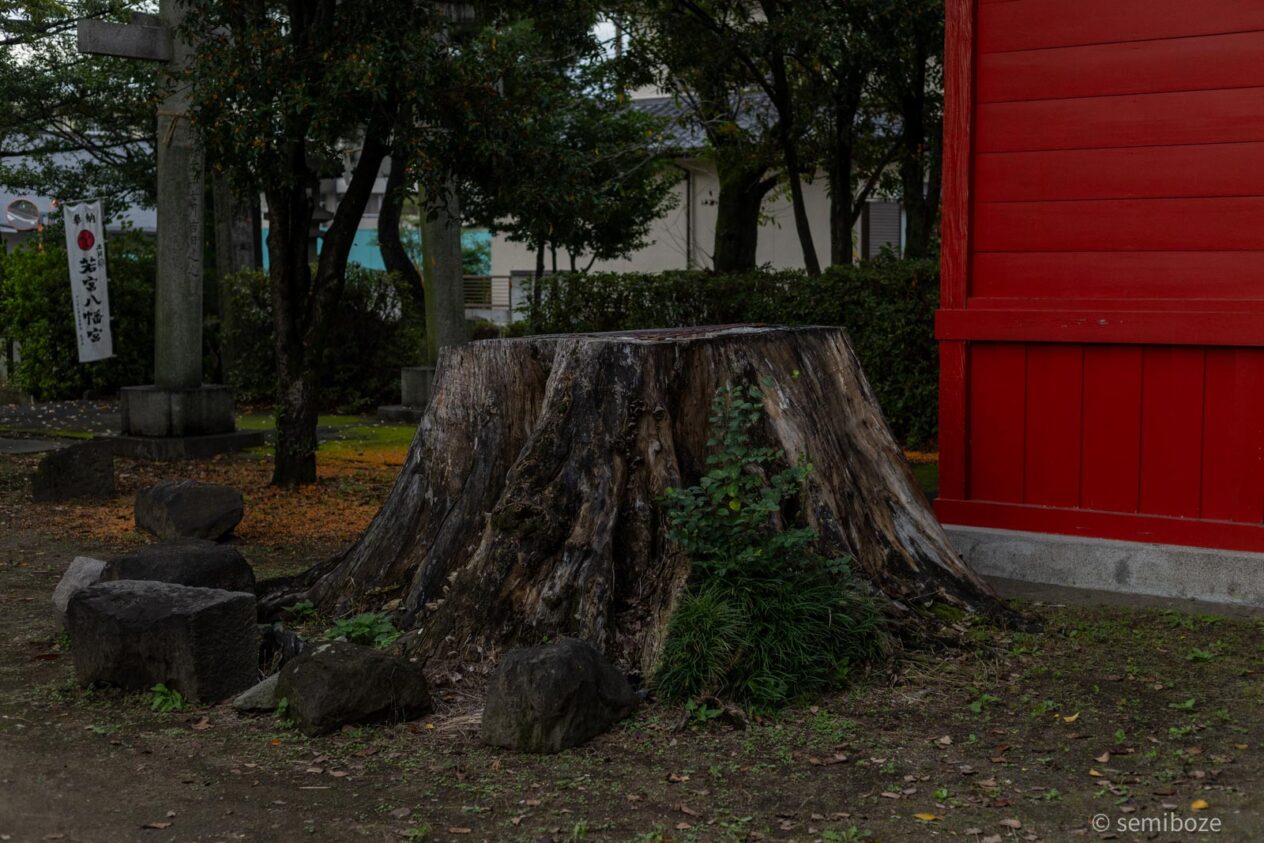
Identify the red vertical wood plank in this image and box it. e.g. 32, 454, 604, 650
968, 343, 1026, 503
1201, 350, 1264, 522
938, 341, 968, 500
1023, 346, 1083, 506
941, 0, 975, 309
1139, 348, 1206, 517
1081, 347, 1143, 513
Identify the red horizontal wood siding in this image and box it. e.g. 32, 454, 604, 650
939, 0, 1264, 551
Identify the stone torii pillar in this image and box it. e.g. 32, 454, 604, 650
79, 3, 261, 456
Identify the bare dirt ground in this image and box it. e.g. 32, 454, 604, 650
1, 446, 1262, 842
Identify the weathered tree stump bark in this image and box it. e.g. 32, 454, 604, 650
266, 326, 1008, 674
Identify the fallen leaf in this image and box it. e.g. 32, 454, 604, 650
999, 818, 1022, 829
1095, 752, 1111, 764
677, 804, 701, 817
667, 772, 690, 783
141, 822, 172, 830
1088, 769, 1103, 777
913, 812, 941, 821
1191, 799, 1210, 811
675, 822, 692, 831
879, 791, 901, 799
1062, 712, 1080, 723
937, 735, 952, 746
190, 717, 211, 731
447, 828, 472, 835
524, 799, 541, 807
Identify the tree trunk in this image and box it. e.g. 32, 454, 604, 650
378, 158, 425, 310
828, 138, 857, 266
421, 175, 470, 358
713, 164, 773, 273
264, 326, 1011, 673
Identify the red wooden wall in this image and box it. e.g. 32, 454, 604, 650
936, 0, 1264, 552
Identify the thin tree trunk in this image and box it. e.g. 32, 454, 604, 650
768, 50, 820, 276
271, 125, 389, 488
828, 137, 857, 266
378, 157, 425, 310
263, 326, 1015, 672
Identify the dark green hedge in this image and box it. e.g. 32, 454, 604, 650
515, 259, 940, 448
0, 230, 156, 400
222, 266, 425, 412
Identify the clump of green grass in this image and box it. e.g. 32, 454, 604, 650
149, 683, 187, 713
325, 611, 400, 648
653, 380, 887, 710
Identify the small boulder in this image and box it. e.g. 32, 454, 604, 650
480, 638, 639, 753
66, 580, 258, 703
51, 556, 107, 623
233, 673, 280, 713
102, 540, 255, 593
135, 479, 243, 541
31, 441, 114, 503
276, 641, 432, 736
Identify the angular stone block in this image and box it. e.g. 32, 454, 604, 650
102, 539, 255, 593
31, 441, 115, 503
51, 556, 107, 622
277, 641, 433, 736
480, 638, 638, 753
135, 479, 243, 541
66, 580, 258, 703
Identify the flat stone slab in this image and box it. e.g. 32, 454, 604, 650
102, 539, 256, 593
277, 641, 433, 736
66, 580, 258, 703
135, 480, 244, 541
103, 430, 265, 461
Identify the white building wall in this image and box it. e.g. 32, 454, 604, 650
489, 162, 842, 277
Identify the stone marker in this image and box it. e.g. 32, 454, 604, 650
102, 539, 255, 593
233, 673, 279, 713
51, 556, 107, 623
276, 641, 433, 736
66, 580, 258, 703
480, 638, 639, 753
135, 479, 244, 541
31, 441, 115, 503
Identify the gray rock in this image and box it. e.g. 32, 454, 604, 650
31, 441, 115, 503
480, 638, 638, 753
277, 641, 432, 736
52, 556, 107, 622
233, 673, 279, 712
135, 479, 243, 541
66, 580, 258, 703
102, 539, 255, 593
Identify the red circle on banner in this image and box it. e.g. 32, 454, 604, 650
76, 229, 95, 250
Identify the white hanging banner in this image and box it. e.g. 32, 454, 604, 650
61, 199, 114, 363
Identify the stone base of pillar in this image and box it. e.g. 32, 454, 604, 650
377, 366, 435, 424
120, 384, 237, 437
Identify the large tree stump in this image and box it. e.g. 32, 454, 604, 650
268, 326, 1007, 675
